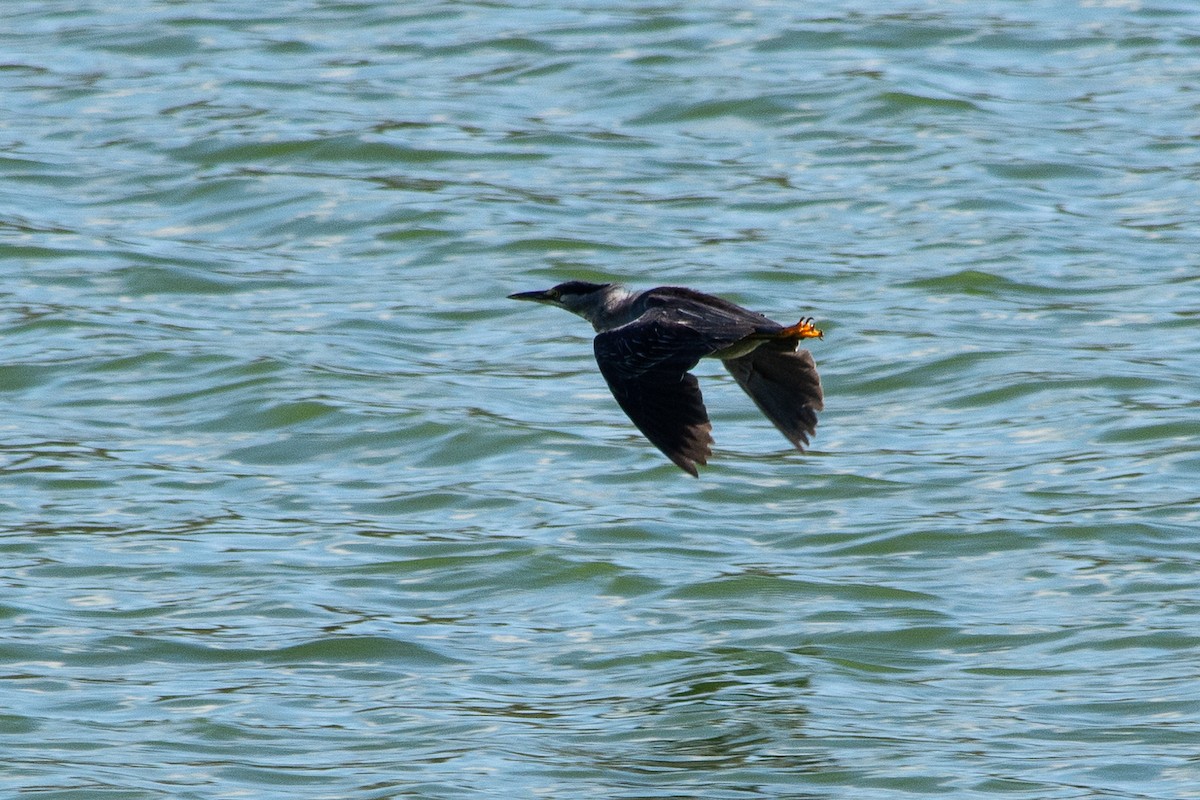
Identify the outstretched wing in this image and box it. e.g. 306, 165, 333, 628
593, 314, 721, 476
723, 344, 823, 450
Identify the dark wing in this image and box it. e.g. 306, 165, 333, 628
593, 313, 722, 477
724, 343, 823, 450
646, 288, 824, 451
642, 286, 782, 338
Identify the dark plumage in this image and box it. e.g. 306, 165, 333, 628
509, 282, 825, 476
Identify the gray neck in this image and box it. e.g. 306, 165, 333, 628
579, 285, 640, 332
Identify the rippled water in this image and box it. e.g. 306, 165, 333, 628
4, 2, 1199, 798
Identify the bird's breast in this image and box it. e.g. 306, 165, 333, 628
708, 337, 766, 361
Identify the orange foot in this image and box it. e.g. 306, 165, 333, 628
779, 317, 823, 340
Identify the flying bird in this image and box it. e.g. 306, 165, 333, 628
508, 281, 824, 476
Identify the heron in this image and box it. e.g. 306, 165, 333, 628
508, 281, 824, 476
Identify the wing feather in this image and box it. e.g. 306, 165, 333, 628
723, 345, 823, 450
593, 316, 717, 476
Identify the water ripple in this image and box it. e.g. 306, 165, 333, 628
3, 2, 1200, 798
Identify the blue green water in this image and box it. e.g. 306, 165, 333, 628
3, 2, 1199, 798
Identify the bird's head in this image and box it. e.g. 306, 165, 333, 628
508, 281, 620, 320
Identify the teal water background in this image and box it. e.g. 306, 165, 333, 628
3, 2, 1199, 798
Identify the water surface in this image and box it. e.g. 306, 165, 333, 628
3, 2, 1199, 798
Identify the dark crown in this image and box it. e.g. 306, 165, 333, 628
552, 280, 611, 296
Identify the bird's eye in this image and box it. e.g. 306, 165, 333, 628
548, 289, 561, 300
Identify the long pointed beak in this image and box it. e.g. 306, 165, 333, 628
507, 289, 555, 303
